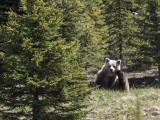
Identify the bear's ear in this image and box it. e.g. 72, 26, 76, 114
105, 58, 110, 63
117, 59, 121, 65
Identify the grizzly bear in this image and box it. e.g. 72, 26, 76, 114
94, 58, 129, 91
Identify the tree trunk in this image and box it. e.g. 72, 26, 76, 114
32, 89, 40, 120
119, 32, 123, 60
158, 64, 160, 79
118, 0, 123, 68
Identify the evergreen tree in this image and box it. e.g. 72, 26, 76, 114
0, 0, 91, 119
134, 0, 160, 72
0, 0, 20, 87
145, 0, 160, 75
78, 0, 108, 72
56, 0, 107, 74
0, 0, 20, 24
103, 0, 137, 63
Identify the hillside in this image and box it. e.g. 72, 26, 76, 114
86, 86, 160, 120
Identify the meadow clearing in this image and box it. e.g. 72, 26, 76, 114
86, 67, 160, 120
86, 86, 160, 120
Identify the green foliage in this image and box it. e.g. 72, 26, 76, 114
0, 0, 91, 119
77, 0, 107, 72
0, 0, 20, 23
56, 0, 108, 73
1, 0, 160, 119
133, 0, 160, 70
103, 0, 137, 59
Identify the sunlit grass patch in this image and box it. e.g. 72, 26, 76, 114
86, 87, 160, 120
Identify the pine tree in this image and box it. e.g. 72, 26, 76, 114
56, 0, 107, 75
134, 0, 160, 72
103, 0, 137, 63
0, 0, 20, 24
0, 0, 91, 119
0, 0, 20, 89
145, 0, 160, 75
76, 0, 108, 73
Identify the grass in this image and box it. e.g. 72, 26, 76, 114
86, 86, 160, 120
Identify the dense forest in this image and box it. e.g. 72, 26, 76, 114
0, 0, 159, 119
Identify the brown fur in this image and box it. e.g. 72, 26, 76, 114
95, 70, 129, 92
116, 70, 129, 92
94, 58, 129, 91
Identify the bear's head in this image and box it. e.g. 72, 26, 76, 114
104, 58, 121, 75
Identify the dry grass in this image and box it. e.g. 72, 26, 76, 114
86, 86, 160, 120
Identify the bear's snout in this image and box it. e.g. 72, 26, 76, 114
110, 68, 114, 72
